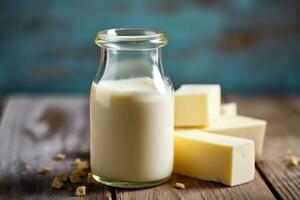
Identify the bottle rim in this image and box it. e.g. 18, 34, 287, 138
95, 28, 168, 50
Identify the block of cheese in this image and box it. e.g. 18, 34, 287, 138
174, 130, 255, 186
175, 84, 221, 127
221, 103, 237, 116
202, 115, 266, 156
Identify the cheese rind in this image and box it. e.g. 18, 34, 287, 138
202, 115, 266, 156
221, 103, 237, 116
174, 130, 255, 186
175, 85, 221, 127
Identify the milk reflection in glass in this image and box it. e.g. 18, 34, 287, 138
90, 77, 173, 182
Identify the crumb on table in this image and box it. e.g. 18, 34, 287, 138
53, 153, 66, 161
38, 167, 52, 175
75, 186, 86, 197
174, 182, 185, 189
51, 176, 65, 189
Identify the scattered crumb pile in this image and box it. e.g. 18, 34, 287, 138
23, 153, 96, 197
23, 152, 187, 196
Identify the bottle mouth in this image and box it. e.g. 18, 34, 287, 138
95, 28, 168, 50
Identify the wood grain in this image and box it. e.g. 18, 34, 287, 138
116, 172, 274, 200
228, 96, 300, 200
0, 95, 112, 199
257, 161, 300, 200
2, 95, 299, 199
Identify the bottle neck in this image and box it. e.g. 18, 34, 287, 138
97, 48, 163, 81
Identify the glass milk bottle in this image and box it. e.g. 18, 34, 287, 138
90, 28, 174, 188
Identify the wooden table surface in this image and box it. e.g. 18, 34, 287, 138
0, 95, 299, 200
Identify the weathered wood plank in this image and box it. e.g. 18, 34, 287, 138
116, 172, 274, 200
257, 161, 300, 200
228, 96, 300, 200
0, 95, 112, 200
2, 95, 299, 199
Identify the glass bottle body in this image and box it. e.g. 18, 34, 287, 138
90, 29, 173, 188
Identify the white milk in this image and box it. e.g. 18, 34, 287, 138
90, 77, 174, 182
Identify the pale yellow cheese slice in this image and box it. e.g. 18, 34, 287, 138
174, 129, 255, 186
175, 84, 221, 127
201, 115, 266, 156
221, 102, 237, 116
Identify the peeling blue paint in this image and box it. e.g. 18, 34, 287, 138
0, 0, 299, 94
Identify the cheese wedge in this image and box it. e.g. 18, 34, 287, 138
221, 103, 237, 116
175, 84, 221, 127
174, 130, 255, 186
202, 115, 266, 156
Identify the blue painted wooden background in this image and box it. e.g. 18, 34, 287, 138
1, 0, 300, 94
